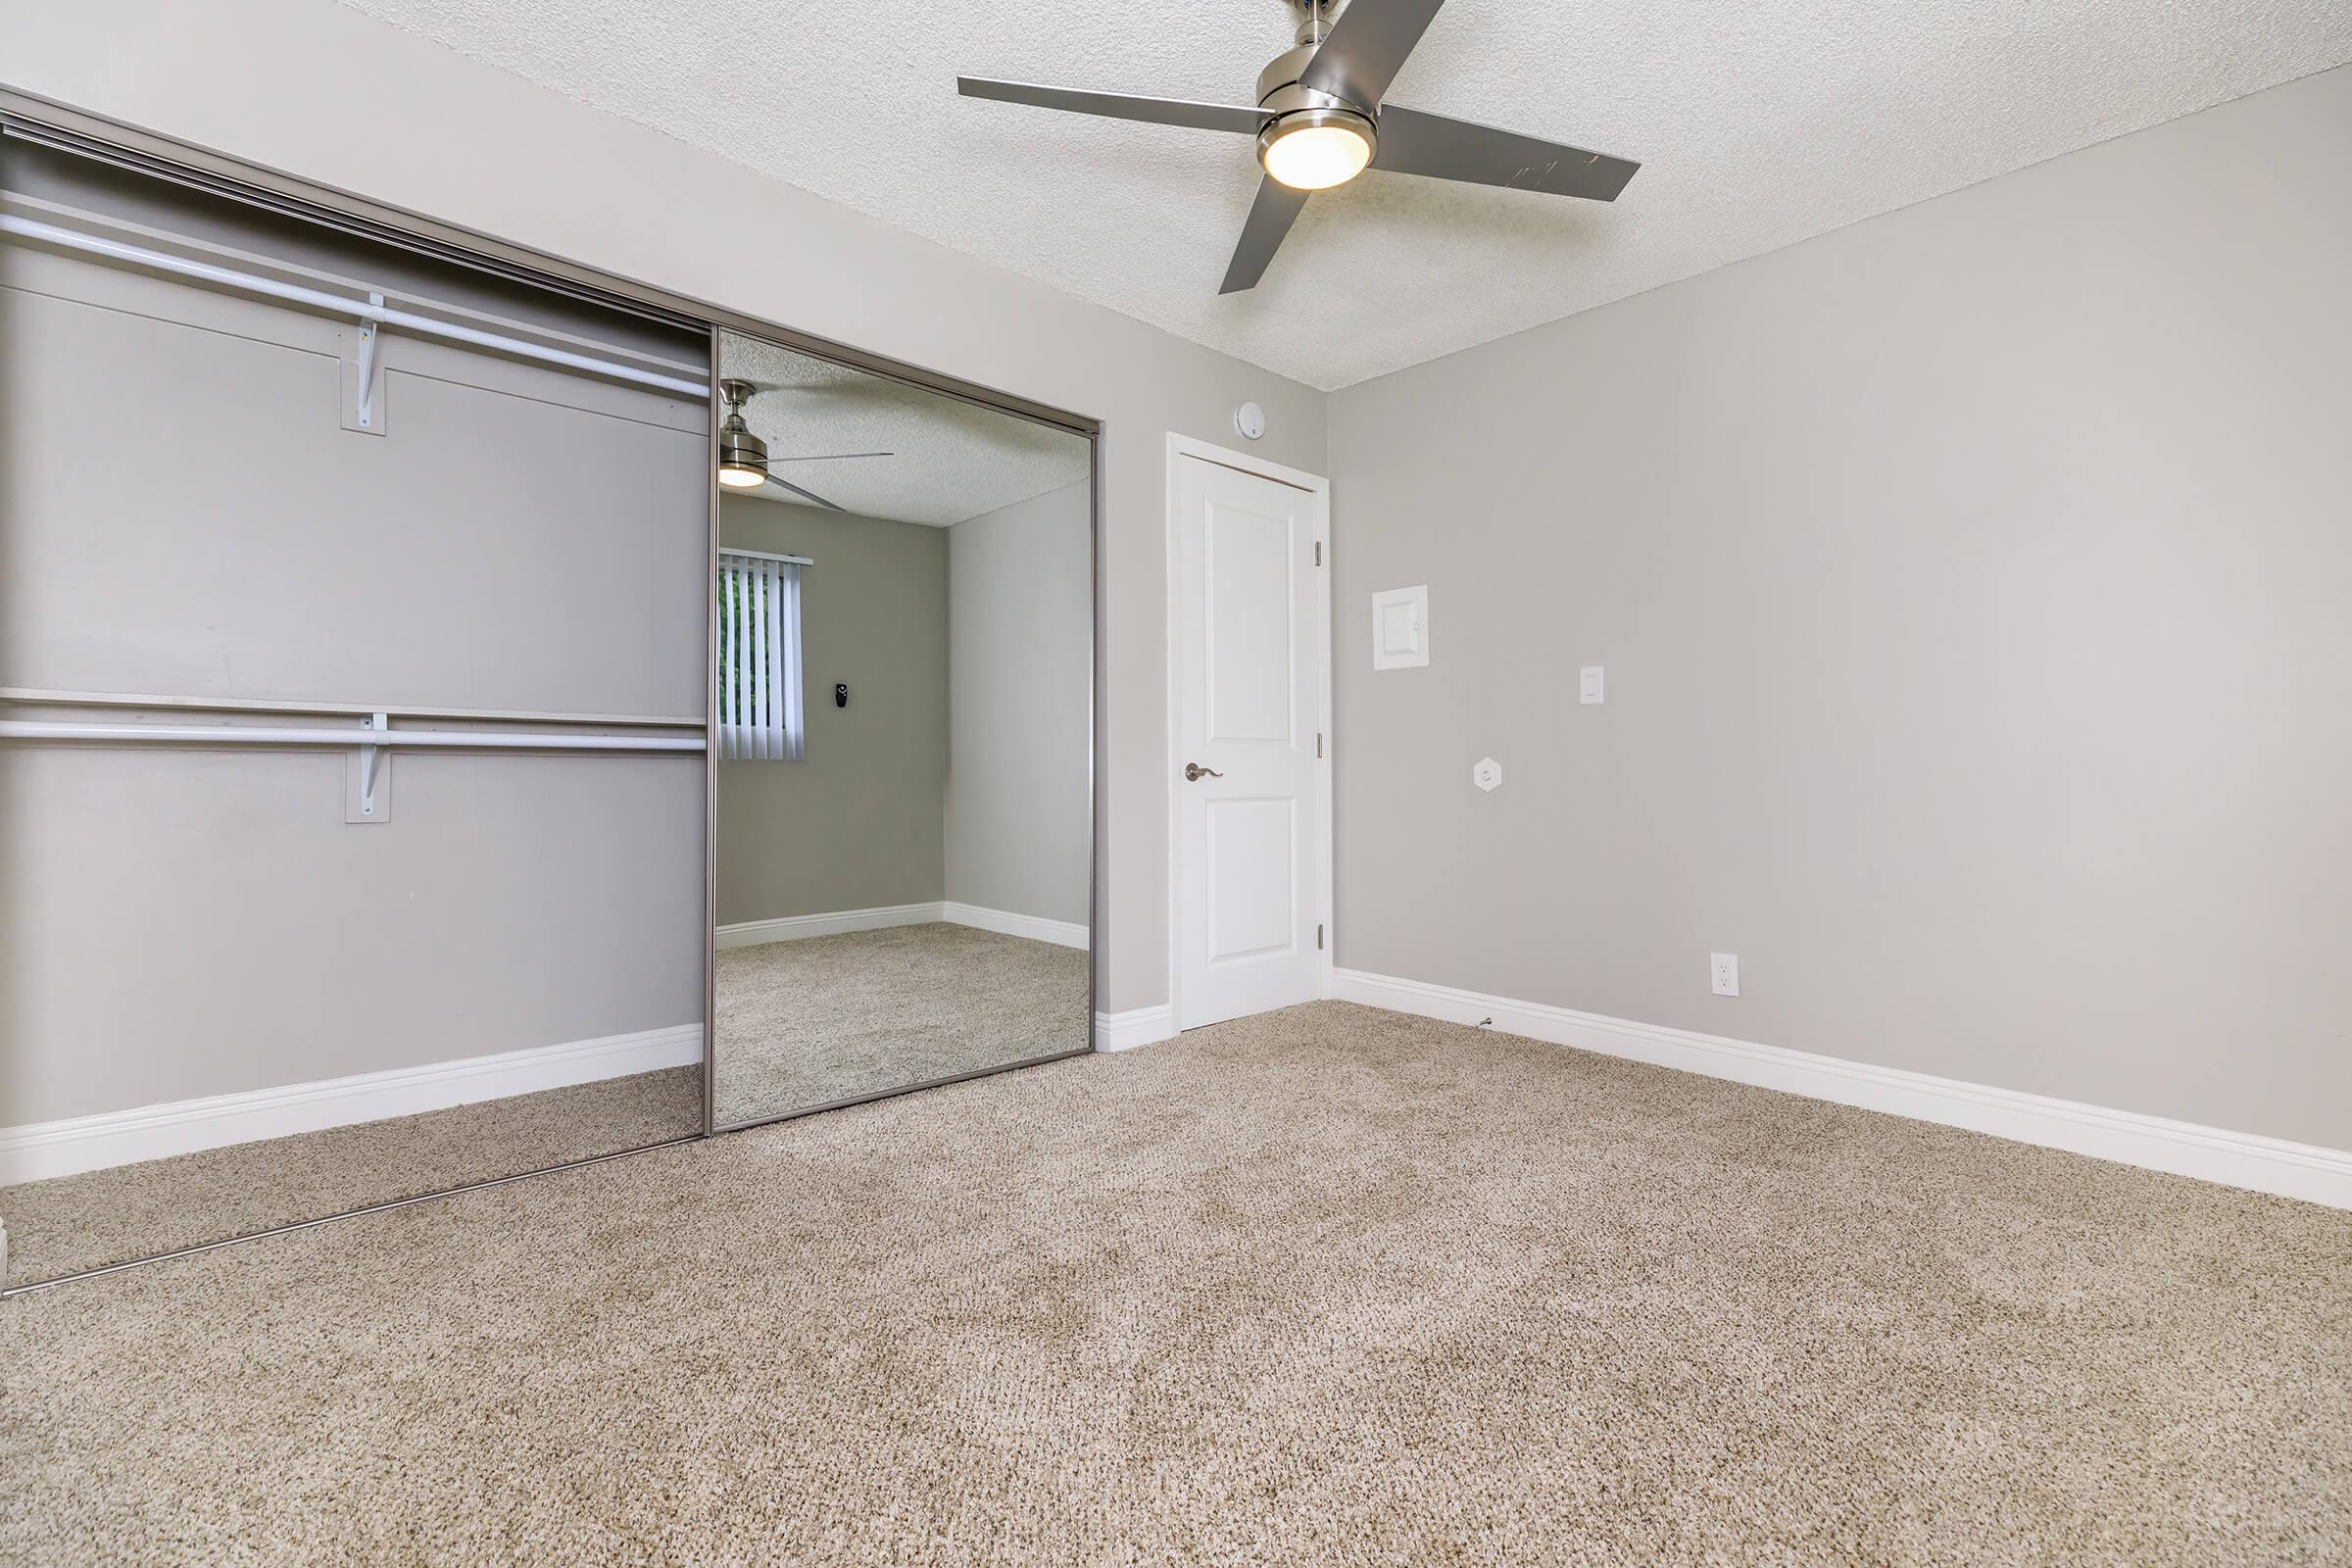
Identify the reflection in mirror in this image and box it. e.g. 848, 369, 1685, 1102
710, 332, 1094, 1127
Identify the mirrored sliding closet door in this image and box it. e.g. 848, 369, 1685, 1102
708, 330, 1095, 1129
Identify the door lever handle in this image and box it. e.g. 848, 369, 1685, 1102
1184, 762, 1224, 782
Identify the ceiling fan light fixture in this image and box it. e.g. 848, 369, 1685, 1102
1257, 108, 1376, 190
717, 426, 769, 487
716, 377, 770, 487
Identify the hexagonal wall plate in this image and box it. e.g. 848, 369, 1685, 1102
1472, 757, 1501, 792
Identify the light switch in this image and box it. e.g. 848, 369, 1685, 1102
1371, 585, 1429, 670
1581, 665, 1604, 704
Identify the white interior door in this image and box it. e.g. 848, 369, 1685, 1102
1172, 449, 1327, 1031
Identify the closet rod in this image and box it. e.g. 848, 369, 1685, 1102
0, 686, 703, 727
0, 721, 703, 752
0, 213, 711, 401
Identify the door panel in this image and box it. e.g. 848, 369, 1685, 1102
1205, 504, 1296, 744
1174, 452, 1326, 1030
1207, 797, 1297, 960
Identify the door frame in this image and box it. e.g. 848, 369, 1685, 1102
1162, 431, 1334, 1034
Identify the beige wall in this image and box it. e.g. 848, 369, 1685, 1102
0, 749, 703, 1124
946, 482, 1091, 927
0, 193, 708, 1123
1327, 67, 2352, 1151
715, 498, 948, 924
0, 0, 1329, 1013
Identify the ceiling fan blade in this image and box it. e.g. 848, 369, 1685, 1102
956, 77, 1264, 134
1371, 104, 1639, 200
1298, 0, 1446, 110
1219, 177, 1312, 295
771, 451, 894, 463
757, 474, 847, 512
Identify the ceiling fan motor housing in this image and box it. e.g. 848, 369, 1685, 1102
1256, 28, 1378, 163
1257, 45, 1367, 119
720, 422, 769, 474
717, 379, 770, 475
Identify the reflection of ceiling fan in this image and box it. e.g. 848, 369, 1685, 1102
958, 0, 1640, 294
716, 378, 894, 512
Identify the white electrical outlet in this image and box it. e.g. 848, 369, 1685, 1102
1710, 953, 1740, 997
1580, 665, 1604, 704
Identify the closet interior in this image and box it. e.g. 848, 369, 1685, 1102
0, 131, 1098, 1290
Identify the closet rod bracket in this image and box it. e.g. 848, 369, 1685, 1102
350, 711, 389, 824
356, 293, 383, 430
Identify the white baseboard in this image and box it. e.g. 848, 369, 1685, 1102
716, 902, 945, 949
720, 902, 1089, 953
942, 901, 1089, 950
1332, 968, 2352, 1210
0, 1023, 703, 1186
1095, 1004, 1176, 1053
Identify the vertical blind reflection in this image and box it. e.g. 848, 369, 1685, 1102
717, 552, 804, 761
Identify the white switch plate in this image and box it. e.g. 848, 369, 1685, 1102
1710, 953, 1740, 997
1371, 585, 1429, 670
1580, 665, 1604, 704
1472, 757, 1502, 792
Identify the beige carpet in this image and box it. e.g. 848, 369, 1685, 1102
3, 1002, 2346, 1566
713, 921, 1089, 1125
4, 919, 1082, 1287
1, 1067, 701, 1289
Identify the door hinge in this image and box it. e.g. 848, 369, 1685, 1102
1317, 923, 1325, 950
1316, 731, 1323, 759
1314, 540, 1322, 565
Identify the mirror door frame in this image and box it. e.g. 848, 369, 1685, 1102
701, 325, 1102, 1136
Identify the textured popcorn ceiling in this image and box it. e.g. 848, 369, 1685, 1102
345, 0, 2350, 390
720, 331, 1089, 526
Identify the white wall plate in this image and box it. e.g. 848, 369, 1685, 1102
1371, 584, 1429, 670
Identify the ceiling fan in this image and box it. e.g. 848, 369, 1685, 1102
716, 378, 894, 512
957, 0, 1640, 294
